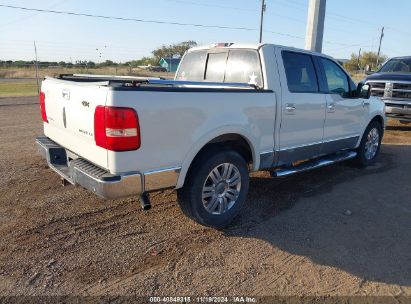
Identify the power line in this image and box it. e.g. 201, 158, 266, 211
0, 0, 68, 29
157, 0, 252, 12
165, 0, 352, 35
0, 4, 394, 52
0, 4, 363, 47
0, 4, 257, 32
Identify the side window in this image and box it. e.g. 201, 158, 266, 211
176, 50, 207, 81
205, 53, 227, 82
282, 51, 319, 93
320, 58, 350, 97
225, 50, 263, 87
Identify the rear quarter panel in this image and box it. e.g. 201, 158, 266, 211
106, 89, 276, 188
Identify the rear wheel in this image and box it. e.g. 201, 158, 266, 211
177, 148, 250, 228
355, 121, 383, 166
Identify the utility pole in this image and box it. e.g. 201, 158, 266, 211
259, 0, 266, 43
305, 0, 326, 53
376, 27, 384, 67
357, 48, 362, 70
33, 40, 40, 95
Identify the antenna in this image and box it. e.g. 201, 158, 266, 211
33, 40, 40, 95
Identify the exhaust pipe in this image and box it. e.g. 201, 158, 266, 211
61, 178, 70, 187
139, 193, 151, 211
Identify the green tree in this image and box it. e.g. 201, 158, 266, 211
152, 40, 197, 61
98, 60, 116, 67
129, 57, 157, 67
344, 51, 387, 72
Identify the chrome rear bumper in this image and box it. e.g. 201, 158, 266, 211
36, 136, 142, 199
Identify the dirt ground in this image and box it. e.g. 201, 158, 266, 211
0, 97, 410, 298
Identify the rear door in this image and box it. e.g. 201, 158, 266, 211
277, 50, 326, 164
317, 57, 365, 154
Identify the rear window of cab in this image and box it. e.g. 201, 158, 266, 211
176, 49, 263, 87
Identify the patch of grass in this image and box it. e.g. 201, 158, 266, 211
0, 81, 39, 98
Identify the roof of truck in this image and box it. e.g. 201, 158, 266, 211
188, 43, 264, 52
389, 56, 411, 60
188, 43, 325, 58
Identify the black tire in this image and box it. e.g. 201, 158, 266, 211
355, 120, 383, 166
177, 147, 250, 228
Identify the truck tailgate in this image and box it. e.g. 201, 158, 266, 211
41, 79, 110, 169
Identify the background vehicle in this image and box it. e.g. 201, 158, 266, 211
148, 66, 167, 72
365, 56, 411, 123
36, 43, 385, 228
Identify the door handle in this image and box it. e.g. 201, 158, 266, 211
363, 100, 370, 106
285, 103, 296, 114
327, 102, 336, 112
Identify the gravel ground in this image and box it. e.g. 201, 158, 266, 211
0, 97, 410, 297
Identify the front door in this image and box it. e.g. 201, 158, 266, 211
318, 57, 365, 154
277, 50, 327, 164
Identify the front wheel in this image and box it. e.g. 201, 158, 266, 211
177, 148, 250, 228
355, 121, 383, 166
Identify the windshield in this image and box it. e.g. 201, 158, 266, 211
379, 58, 411, 73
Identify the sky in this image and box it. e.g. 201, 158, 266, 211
0, 0, 410, 63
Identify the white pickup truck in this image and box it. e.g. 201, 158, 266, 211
37, 43, 385, 228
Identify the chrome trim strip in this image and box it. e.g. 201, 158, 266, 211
367, 80, 411, 85
279, 135, 359, 152
143, 166, 182, 192
321, 136, 359, 155
147, 79, 256, 90
384, 100, 411, 105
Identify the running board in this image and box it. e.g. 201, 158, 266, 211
272, 151, 357, 177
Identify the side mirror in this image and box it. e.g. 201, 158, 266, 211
357, 83, 371, 99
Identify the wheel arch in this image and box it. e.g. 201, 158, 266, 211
356, 114, 385, 148
370, 114, 385, 129
175, 130, 258, 189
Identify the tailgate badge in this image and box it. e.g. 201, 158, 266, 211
62, 89, 70, 100
82, 101, 90, 108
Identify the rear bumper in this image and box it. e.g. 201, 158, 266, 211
36, 136, 143, 199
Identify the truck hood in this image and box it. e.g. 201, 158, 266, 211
365, 72, 411, 82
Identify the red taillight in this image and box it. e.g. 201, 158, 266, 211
94, 106, 140, 151
39, 92, 48, 123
